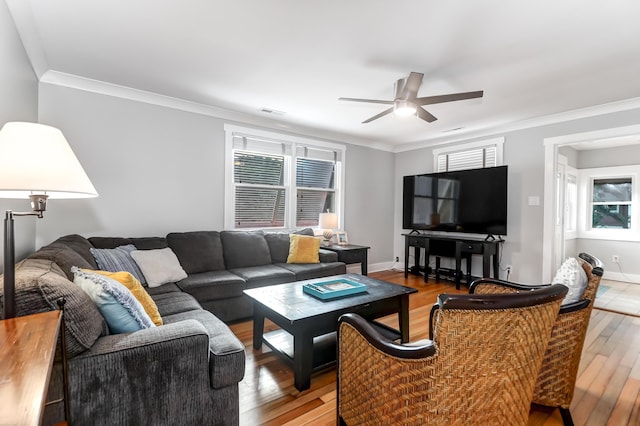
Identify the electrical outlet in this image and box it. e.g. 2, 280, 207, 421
612, 255, 620, 263
395, 256, 399, 262
505, 265, 512, 274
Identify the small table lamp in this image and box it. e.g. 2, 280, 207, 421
0, 122, 98, 319
318, 211, 338, 245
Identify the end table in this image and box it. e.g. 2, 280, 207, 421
322, 244, 370, 275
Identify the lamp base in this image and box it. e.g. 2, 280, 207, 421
322, 230, 334, 245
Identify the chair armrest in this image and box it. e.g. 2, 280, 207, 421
469, 278, 550, 293
339, 313, 435, 359
559, 298, 590, 314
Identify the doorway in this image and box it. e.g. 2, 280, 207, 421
542, 124, 640, 282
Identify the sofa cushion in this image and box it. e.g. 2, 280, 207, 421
230, 265, 296, 288
144, 282, 182, 296
161, 309, 245, 388
89, 236, 168, 250
90, 270, 162, 326
176, 270, 246, 301
167, 231, 225, 274
265, 228, 315, 263
221, 230, 272, 269
90, 244, 146, 284
264, 233, 291, 264
28, 242, 95, 280
72, 268, 155, 334
130, 237, 168, 250
53, 234, 98, 268
287, 234, 321, 264
277, 262, 347, 281
151, 291, 203, 316
88, 236, 133, 249
130, 248, 188, 287
3, 259, 105, 357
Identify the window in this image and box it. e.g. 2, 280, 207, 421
565, 173, 578, 234
225, 125, 345, 230
577, 165, 639, 241
433, 137, 504, 172
591, 178, 632, 229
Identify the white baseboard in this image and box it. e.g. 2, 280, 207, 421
603, 270, 640, 284
346, 262, 396, 275
347, 261, 640, 286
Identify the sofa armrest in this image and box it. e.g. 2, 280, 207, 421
68, 320, 216, 424
318, 248, 338, 263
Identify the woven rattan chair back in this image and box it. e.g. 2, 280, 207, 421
338, 285, 566, 425
470, 253, 604, 426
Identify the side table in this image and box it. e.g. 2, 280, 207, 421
0, 310, 64, 425
322, 244, 370, 275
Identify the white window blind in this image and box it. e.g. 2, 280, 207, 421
225, 126, 345, 230
433, 137, 503, 172
436, 146, 497, 172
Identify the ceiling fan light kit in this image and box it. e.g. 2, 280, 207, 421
393, 100, 417, 117
339, 72, 484, 124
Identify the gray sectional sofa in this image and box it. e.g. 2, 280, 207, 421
0, 229, 346, 425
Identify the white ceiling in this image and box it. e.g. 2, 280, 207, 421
7, 0, 640, 150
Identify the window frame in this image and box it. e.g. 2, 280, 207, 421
224, 124, 346, 231
578, 165, 639, 241
432, 137, 504, 172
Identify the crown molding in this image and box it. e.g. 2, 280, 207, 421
39, 70, 396, 152
394, 97, 640, 153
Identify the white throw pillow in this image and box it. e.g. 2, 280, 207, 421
552, 257, 588, 305
130, 248, 188, 287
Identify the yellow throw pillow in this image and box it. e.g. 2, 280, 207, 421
287, 234, 321, 264
89, 270, 163, 326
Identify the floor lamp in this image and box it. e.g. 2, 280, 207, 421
0, 122, 98, 319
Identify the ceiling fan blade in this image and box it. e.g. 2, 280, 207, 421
362, 107, 394, 123
399, 72, 424, 100
415, 90, 484, 106
417, 107, 437, 123
338, 97, 394, 105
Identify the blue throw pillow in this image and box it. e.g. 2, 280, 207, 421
72, 267, 155, 334
90, 244, 147, 284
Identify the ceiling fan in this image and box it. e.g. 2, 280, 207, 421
338, 72, 483, 124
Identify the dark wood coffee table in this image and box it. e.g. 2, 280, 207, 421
244, 274, 417, 391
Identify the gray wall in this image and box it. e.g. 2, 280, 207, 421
395, 108, 640, 284
0, 1, 39, 270
37, 83, 396, 265
578, 144, 640, 169
576, 145, 640, 280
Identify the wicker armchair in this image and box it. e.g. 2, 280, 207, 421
337, 283, 568, 425
470, 252, 604, 426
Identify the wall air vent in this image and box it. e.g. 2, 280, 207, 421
260, 108, 286, 115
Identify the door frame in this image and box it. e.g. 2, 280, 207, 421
542, 124, 640, 281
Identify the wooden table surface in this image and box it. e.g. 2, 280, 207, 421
0, 310, 62, 426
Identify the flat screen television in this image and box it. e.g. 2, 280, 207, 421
402, 165, 508, 236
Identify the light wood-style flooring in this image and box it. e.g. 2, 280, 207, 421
229, 271, 640, 425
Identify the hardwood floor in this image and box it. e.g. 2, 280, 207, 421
229, 271, 640, 425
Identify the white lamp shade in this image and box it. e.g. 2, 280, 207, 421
0, 122, 98, 199
318, 212, 338, 229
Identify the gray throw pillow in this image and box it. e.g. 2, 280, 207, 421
90, 245, 147, 284
6, 259, 106, 357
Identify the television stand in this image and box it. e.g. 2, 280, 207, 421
402, 233, 501, 289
